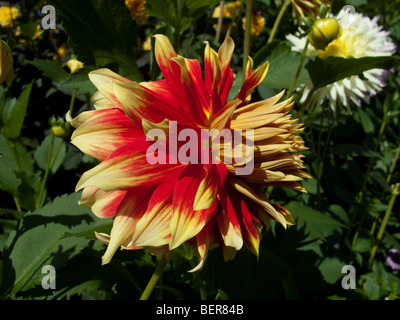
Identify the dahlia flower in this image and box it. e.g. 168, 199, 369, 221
242, 13, 266, 37
125, 0, 147, 26
286, 7, 397, 111
0, 6, 21, 28
291, 0, 331, 20
70, 34, 309, 271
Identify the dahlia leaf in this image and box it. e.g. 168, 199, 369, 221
47, 0, 141, 80
34, 135, 66, 174
0, 192, 108, 297
258, 44, 310, 89
306, 55, 400, 89
1, 81, 33, 139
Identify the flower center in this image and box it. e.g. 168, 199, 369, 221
318, 39, 348, 58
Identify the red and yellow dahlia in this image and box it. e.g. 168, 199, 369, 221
70, 34, 310, 271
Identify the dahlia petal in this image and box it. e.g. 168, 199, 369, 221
188, 217, 216, 273
236, 60, 269, 106
171, 56, 208, 126
113, 80, 191, 127
131, 171, 181, 247
217, 211, 243, 250
210, 99, 240, 132
169, 165, 218, 250
193, 162, 226, 211
101, 188, 152, 265
229, 178, 288, 228
88, 68, 131, 109
75, 143, 185, 192
71, 108, 142, 160
80, 186, 126, 218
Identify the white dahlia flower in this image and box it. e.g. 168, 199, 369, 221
286, 7, 397, 112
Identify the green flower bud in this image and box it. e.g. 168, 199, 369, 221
308, 18, 342, 51
50, 116, 71, 138
0, 40, 14, 87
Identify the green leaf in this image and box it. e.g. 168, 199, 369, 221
318, 257, 347, 284
0, 135, 21, 194
47, 0, 141, 80
146, 0, 220, 35
34, 135, 67, 175
285, 201, 345, 241
28, 60, 70, 83
1, 82, 33, 139
0, 192, 104, 297
306, 55, 400, 90
259, 43, 310, 89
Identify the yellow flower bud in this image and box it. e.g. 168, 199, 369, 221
0, 40, 14, 87
51, 125, 70, 138
67, 58, 84, 74
308, 18, 342, 51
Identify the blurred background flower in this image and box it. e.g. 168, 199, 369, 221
0, 5, 21, 28
242, 12, 266, 37
287, 7, 397, 111
386, 249, 400, 271
125, 0, 148, 25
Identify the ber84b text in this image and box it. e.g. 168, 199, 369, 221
156, 304, 243, 317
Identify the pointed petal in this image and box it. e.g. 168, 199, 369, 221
188, 217, 217, 273
101, 188, 152, 264
131, 171, 181, 247
169, 165, 218, 249
88, 68, 131, 109
75, 143, 185, 192
80, 186, 126, 218
236, 60, 269, 106
71, 108, 142, 160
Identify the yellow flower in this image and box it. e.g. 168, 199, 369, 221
125, 0, 147, 25
67, 58, 84, 74
308, 17, 341, 50
291, 0, 331, 20
242, 14, 266, 37
0, 40, 14, 87
142, 35, 151, 51
0, 6, 21, 28
212, 1, 243, 33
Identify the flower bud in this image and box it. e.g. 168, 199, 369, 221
67, 58, 84, 74
0, 40, 14, 86
308, 18, 342, 51
50, 116, 71, 138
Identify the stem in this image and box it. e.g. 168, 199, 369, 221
7, 139, 23, 212
369, 184, 399, 264
69, 89, 77, 117
36, 134, 55, 209
242, 0, 253, 79
267, 0, 291, 44
348, 109, 389, 248
286, 38, 309, 99
297, 86, 316, 119
215, 1, 224, 42
139, 254, 169, 300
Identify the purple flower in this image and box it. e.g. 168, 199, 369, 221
386, 249, 400, 270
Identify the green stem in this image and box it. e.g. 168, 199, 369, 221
267, 0, 291, 44
215, 1, 225, 42
139, 255, 169, 300
36, 134, 55, 209
69, 89, 77, 118
297, 86, 315, 119
242, 0, 253, 79
369, 184, 399, 264
348, 109, 389, 248
7, 139, 23, 212
286, 38, 309, 99
316, 102, 326, 208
